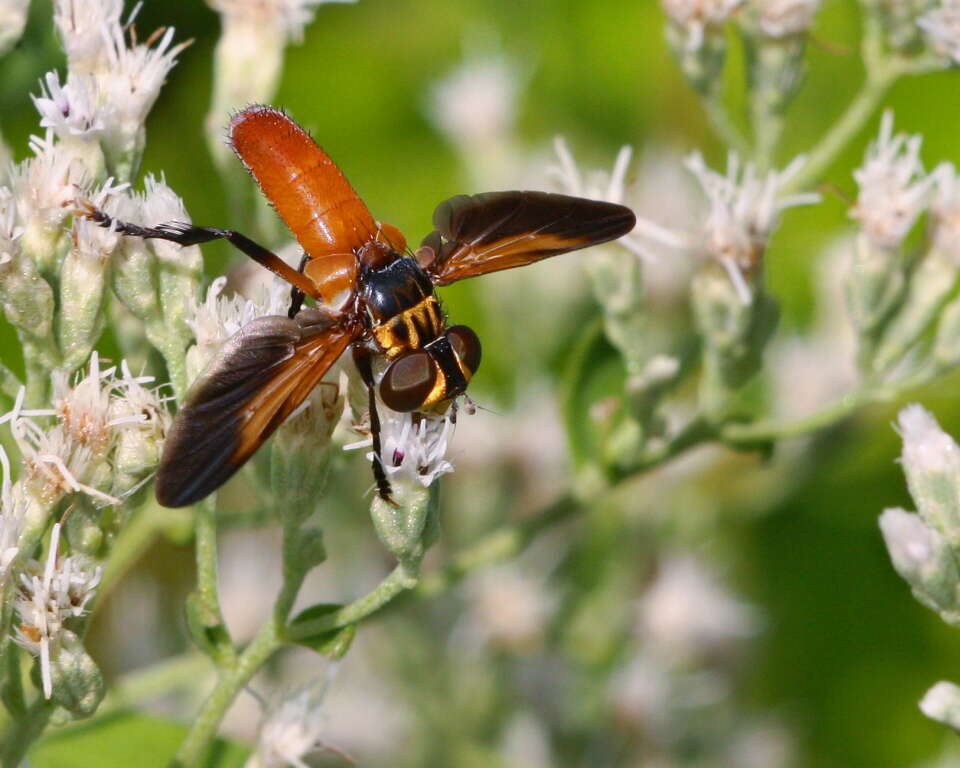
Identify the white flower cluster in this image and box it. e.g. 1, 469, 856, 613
186, 271, 293, 380
0, 353, 168, 507
46, 0, 188, 169
852, 112, 935, 251
918, 0, 960, 65
12, 523, 102, 698
347, 401, 459, 491
686, 152, 819, 301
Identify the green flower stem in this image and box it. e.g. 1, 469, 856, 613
785, 67, 899, 193
285, 562, 420, 642
720, 389, 874, 444
193, 498, 236, 667
172, 620, 282, 768
1, 698, 55, 768
614, 415, 716, 480
617, 375, 936, 473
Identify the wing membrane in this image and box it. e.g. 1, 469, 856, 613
155, 308, 356, 507
422, 191, 636, 286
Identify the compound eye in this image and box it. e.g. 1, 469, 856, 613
446, 325, 482, 377
380, 351, 438, 412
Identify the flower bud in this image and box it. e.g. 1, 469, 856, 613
741, 22, 809, 123
139, 175, 203, 340
897, 405, 960, 548
370, 483, 436, 568
844, 235, 906, 343
283, 526, 326, 575
271, 377, 343, 524
49, 630, 105, 717
0, 240, 56, 341
59, 216, 119, 370
920, 681, 960, 732
111, 224, 160, 325
879, 508, 960, 618
692, 261, 779, 419
108, 367, 170, 497
871, 248, 957, 374
661, 0, 741, 92
64, 499, 104, 557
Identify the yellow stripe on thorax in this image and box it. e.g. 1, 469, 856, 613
371, 296, 443, 358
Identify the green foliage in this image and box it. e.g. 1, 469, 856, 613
30, 712, 249, 768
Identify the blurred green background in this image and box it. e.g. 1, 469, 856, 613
5, 1, 960, 766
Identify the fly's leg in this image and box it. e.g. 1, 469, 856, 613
84, 207, 319, 300
352, 346, 394, 503
288, 254, 309, 319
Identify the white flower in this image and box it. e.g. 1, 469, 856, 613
128, 173, 199, 266
637, 554, 760, 662
918, 0, 960, 64
10, 133, 88, 250
752, 0, 821, 37
31, 71, 104, 140
369, 406, 457, 488
0, 354, 155, 506
51, 352, 118, 459
660, 0, 746, 49
685, 151, 819, 302
98, 24, 189, 144
428, 53, 521, 149
247, 672, 337, 768
920, 680, 960, 730
930, 163, 960, 261
12, 523, 102, 698
108, 361, 169, 488
52, 0, 125, 74
69, 178, 127, 270
209, 0, 357, 45
853, 112, 935, 250
187, 273, 291, 377
550, 137, 685, 263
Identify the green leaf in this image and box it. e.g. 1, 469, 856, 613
30, 710, 249, 768
288, 603, 356, 659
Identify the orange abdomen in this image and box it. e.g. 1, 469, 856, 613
229, 106, 376, 258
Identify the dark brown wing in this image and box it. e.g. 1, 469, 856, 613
420, 191, 636, 286
155, 308, 356, 507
